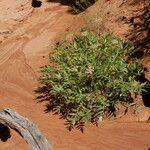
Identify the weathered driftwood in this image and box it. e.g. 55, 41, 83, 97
0, 108, 53, 150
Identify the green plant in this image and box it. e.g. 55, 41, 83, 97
40, 31, 148, 127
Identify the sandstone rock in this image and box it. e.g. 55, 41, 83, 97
0, 0, 33, 42
0, 0, 33, 24
136, 107, 150, 122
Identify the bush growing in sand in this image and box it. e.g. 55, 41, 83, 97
40, 31, 149, 127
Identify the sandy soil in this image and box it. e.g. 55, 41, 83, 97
0, 0, 150, 150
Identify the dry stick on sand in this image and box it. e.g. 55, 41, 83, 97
0, 108, 53, 150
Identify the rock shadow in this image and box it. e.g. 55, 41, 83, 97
126, 7, 150, 58
0, 123, 11, 142
47, 0, 71, 5
32, 0, 42, 8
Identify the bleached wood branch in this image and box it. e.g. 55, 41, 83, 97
0, 108, 53, 150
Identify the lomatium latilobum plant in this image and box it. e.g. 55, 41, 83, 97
40, 31, 148, 127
